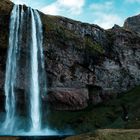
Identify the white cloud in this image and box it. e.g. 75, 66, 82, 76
41, 0, 85, 15
41, 3, 60, 15
90, 1, 123, 29
94, 13, 123, 29
58, 0, 85, 14
11, 0, 29, 5
125, 0, 140, 3
90, 1, 113, 11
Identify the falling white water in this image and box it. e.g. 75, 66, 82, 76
1, 4, 59, 136
3, 5, 23, 133
29, 9, 41, 131
3, 5, 44, 133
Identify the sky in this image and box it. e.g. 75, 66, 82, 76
11, 0, 140, 29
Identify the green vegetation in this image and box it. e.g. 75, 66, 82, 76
41, 14, 104, 54
65, 129, 140, 140
84, 37, 104, 54
41, 15, 83, 49
47, 86, 140, 133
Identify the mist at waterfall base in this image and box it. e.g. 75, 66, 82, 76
0, 5, 73, 136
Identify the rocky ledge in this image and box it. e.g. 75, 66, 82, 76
0, 0, 140, 110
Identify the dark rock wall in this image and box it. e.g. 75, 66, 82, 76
0, 0, 13, 112
124, 14, 140, 35
40, 12, 140, 110
0, 0, 140, 110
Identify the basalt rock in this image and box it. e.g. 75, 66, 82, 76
46, 88, 89, 110
124, 14, 140, 35
0, 0, 13, 91
0, 0, 140, 110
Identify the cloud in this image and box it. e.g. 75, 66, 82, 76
41, 0, 85, 15
58, 0, 85, 14
89, 1, 123, 29
93, 13, 123, 29
90, 1, 113, 11
41, 3, 60, 15
125, 0, 140, 3
11, 0, 123, 29
11, 0, 28, 5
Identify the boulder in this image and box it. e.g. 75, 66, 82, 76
45, 88, 89, 110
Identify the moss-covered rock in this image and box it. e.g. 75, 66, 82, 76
46, 86, 140, 133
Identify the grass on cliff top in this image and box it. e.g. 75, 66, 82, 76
41, 14, 104, 54
47, 86, 140, 133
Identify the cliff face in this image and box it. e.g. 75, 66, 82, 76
124, 14, 140, 35
0, 0, 140, 110
40, 13, 140, 109
0, 0, 13, 111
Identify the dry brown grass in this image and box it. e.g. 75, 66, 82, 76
65, 129, 140, 140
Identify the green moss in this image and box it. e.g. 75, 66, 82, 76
41, 14, 105, 53
84, 37, 104, 54
42, 16, 83, 49
47, 86, 140, 133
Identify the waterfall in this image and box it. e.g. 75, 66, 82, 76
29, 8, 46, 131
3, 5, 47, 134
3, 5, 23, 132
